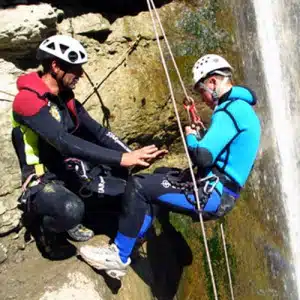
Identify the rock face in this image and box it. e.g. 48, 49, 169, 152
58, 13, 110, 36
0, 235, 154, 300
0, 60, 23, 235
0, 4, 59, 56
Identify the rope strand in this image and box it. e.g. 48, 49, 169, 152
146, 1, 218, 298
221, 223, 235, 300
147, 0, 205, 130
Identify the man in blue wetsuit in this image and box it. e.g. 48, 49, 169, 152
79, 54, 261, 279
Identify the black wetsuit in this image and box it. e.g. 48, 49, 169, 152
12, 72, 130, 232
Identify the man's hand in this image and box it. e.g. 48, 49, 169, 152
120, 145, 168, 168
145, 148, 168, 164
185, 126, 198, 136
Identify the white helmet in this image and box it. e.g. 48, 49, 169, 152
37, 35, 88, 65
192, 54, 233, 86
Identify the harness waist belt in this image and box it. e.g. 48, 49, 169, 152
212, 167, 241, 194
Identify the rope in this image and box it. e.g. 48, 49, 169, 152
83, 69, 111, 129
145, 3, 205, 130
0, 98, 13, 102
146, 0, 218, 298
220, 223, 235, 300
82, 35, 141, 106
0, 90, 15, 97
0, 90, 15, 102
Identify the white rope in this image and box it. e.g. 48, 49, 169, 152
221, 223, 235, 300
146, 0, 218, 299
146, 0, 205, 130
0, 90, 15, 97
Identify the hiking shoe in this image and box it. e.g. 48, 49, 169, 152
79, 243, 131, 280
67, 224, 94, 242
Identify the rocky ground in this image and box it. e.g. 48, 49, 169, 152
0, 205, 189, 300
0, 233, 154, 300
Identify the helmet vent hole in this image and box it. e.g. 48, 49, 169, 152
79, 51, 86, 59
59, 44, 69, 54
47, 42, 55, 50
68, 51, 78, 62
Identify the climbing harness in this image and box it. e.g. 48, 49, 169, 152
18, 164, 48, 213
64, 158, 109, 198
165, 168, 219, 211
146, 1, 234, 299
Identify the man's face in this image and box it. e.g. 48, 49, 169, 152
61, 64, 84, 90
53, 60, 84, 90
195, 76, 217, 109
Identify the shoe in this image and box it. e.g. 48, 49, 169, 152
79, 243, 131, 280
67, 224, 94, 242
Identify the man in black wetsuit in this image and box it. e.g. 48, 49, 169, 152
11, 35, 165, 259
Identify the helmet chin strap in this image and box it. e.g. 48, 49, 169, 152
215, 77, 229, 102
199, 82, 218, 102
50, 70, 57, 79
51, 70, 68, 91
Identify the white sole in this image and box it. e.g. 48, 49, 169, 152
80, 251, 106, 269
79, 251, 127, 280
106, 269, 127, 280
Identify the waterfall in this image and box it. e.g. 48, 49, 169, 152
252, 0, 300, 298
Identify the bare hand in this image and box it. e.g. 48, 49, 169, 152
145, 149, 168, 164
120, 145, 167, 168
185, 126, 197, 136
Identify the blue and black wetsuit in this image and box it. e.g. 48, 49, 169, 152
114, 85, 261, 263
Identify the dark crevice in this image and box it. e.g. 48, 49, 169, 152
1, 48, 40, 71
80, 29, 113, 44
10, 0, 172, 18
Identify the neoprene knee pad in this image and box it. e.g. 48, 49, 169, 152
61, 198, 85, 231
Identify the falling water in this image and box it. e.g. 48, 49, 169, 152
252, 0, 300, 298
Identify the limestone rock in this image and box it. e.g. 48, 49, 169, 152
0, 60, 24, 235
58, 13, 111, 36
0, 243, 7, 264
0, 235, 154, 300
0, 59, 23, 100
106, 3, 180, 43
106, 11, 159, 43
73, 3, 184, 145
0, 4, 58, 54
